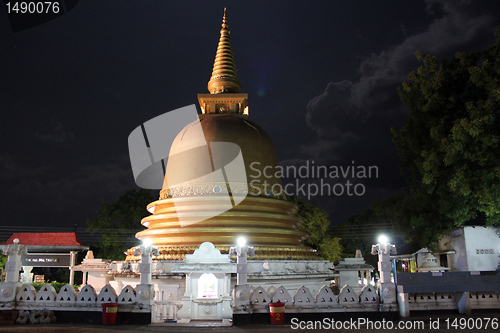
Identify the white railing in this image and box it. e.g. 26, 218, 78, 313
237, 284, 384, 313
3, 281, 498, 322
152, 288, 182, 323
0, 283, 147, 313
469, 292, 500, 310
407, 291, 500, 312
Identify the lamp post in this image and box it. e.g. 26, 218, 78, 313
230, 237, 255, 312
5, 238, 25, 283
135, 238, 159, 285
134, 238, 159, 309
371, 235, 397, 304
371, 235, 396, 283
230, 237, 255, 285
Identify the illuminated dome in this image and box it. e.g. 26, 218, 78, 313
162, 115, 281, 189
129, 10, 315, 260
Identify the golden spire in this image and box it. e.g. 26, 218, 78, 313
207, 8, 241, 94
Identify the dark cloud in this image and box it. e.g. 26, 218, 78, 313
305, 0, 498, 163
304, 81, 404, 169
1, 153, 133, 215
35, 121, 73, 143
299, 0, 499, 223
306, 81, 360, 142
299, 140, 341, 161
352, 0, 495, 116
0, 154, 45, 181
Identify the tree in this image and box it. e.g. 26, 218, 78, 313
0, 250, 7, 272
332, 195, 405, 268
390, 28, 500, 246
87, 189, 155, 260
288, 195, 342, 262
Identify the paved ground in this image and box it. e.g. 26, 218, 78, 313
0, 311, 499, 332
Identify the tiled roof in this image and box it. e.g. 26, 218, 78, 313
0, 233, 88, 247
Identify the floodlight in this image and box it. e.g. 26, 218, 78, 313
237, 237, 246, 247
143, 238, 153, 247
378, 235, 389, 245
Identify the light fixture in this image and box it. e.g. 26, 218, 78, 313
378, 235, 388, 245
237, 237, 246, 247
143, 238, 152, 247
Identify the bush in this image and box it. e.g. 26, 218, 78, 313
31, 281, 80, 293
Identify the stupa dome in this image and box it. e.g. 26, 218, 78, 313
164, 115, 281, 189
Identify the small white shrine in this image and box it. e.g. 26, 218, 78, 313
417, 252, 449, 272
72, 251, 111, 293
172, 242, 235, 323
333, 250, 374, 294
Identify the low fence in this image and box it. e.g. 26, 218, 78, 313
0, 283, 147, 313
2, 277, 499, 323
397, 271, 500, 317
152, 288, 181, 323
405, 291, 500, 312
239, 284, 394, 313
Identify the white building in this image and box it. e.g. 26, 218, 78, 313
439, 226, 500, 272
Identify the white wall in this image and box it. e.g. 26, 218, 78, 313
464, 226, 500, 271
439, 228, 468, 271
440, 226, 500, 272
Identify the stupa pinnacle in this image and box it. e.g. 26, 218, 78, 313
207, 8, 241, 94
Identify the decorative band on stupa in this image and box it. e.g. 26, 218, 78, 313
159, 183, 288, 201
125, 245, 317, 261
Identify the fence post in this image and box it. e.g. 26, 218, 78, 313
134, 239, 158, 323
0, 238, 26, 304
371, 240, 397, 304
5, 239, 25, 283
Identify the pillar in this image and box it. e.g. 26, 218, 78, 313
233, 244, 255, 285
69, 251, 77, 285
134, 241, 158, 311
223, 274, 230, 297
372, 243, 394, 283
371, 242, 397, 304
135, 242, 158, 285
398, 292, 410, 317
140, 247, 151, 285
231, 241, 254, 316
185, 273, 191, 296
5, 239, 25, 283
236, 246, 247, 285
456, 292, 471, 316
21, 266, 33, 283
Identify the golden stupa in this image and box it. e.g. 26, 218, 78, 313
127, 10, 315, 260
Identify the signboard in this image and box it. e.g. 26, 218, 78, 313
34, 275, 45, 283
21, 253, 71, 267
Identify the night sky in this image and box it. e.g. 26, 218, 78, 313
1, 1, 499, 244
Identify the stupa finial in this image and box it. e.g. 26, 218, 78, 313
222, 8, 228, 29
207, 8, 241, 94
